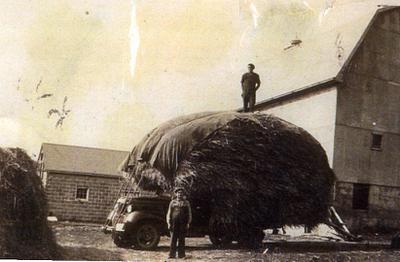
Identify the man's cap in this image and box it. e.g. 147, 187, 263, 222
248, 63, 255, 69
174, 187, 184, 193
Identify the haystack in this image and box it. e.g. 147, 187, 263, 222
0, 147, 59, 259
121, 111, 335, 244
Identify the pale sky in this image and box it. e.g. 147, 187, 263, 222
0, 0, 399, 156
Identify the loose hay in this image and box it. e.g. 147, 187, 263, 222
122, 111, 336, 241
0, 147, 59, 259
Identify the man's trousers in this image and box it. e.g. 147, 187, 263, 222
169, 227, 186, 258
242, 91, 256, 112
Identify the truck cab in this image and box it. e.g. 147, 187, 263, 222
102, 193, 213, 250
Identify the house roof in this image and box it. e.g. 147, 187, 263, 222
251, 6, 400, 110
39, 143, 129, 177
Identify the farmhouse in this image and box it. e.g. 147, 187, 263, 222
254, 6, 400, 231
37, 143, 129, 223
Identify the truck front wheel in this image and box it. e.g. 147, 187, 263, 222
132, 221, 160, 250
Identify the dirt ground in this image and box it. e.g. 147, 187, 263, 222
53, 222, 400, 261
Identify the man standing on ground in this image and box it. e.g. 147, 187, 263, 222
167, 187, 192, 259
241, 63, 261, 112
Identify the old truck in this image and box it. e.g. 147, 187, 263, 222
102, 194, 360, 250
102, 193, 235, 250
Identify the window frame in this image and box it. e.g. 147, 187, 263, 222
75, 186, 89, 201
370, 133, 383, 151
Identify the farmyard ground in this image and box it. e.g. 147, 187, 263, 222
53, 222, 400, 261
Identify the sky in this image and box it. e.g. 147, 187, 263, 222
0, 0, 399, 157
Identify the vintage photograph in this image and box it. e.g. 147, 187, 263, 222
1, 0, 400, 261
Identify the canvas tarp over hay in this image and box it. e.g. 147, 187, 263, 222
121, 111, 335, 241
0, 147, 59, 259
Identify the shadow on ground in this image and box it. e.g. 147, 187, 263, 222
131, 242, 246, 252
60, 246, 124, 261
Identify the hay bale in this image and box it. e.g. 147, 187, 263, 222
0, 147, 59, 259
122, 111, 335, 242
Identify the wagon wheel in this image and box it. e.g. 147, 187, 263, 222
238, 229, 264, 249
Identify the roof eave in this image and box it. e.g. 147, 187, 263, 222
239, 77, 339, 112
44, 169, 123, 179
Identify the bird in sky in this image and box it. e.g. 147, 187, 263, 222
18, 78, 53, 110
48, 96, 71, 128
284, 38, 303, 50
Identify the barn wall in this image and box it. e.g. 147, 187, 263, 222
335, 181, 400, 230
45, 172, 121, 223
261, 87, 338, 166
334, 125, 400, 186
335, 9, 400, 185
334, 9, 400, 230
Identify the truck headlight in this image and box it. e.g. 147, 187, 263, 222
126, 205, 132, 213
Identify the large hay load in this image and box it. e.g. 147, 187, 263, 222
121, 111, 335, 245
0, 147, 59, 259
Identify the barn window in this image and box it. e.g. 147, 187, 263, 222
76, 187, 89, 201
371, 133, 382, 150
352, 184, 369, 210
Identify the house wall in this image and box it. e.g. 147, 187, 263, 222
334, 9, 400, 230
45, 172, 121, 223
261, 87, 338, 166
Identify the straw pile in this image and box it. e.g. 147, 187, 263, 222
122, 111, 335, 245
0, 147, 59, 259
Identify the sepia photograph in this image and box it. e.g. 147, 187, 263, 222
1, 0, 400, 261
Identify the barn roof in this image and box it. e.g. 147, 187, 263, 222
39, 143, 129, 177
252, 5, 400, 110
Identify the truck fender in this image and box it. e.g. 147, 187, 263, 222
124, 211, 166, 229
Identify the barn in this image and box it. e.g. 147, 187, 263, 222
37, 143, 129, 223
254, 6, 400, 231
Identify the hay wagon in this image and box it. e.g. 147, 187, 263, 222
104, 111, 357, 249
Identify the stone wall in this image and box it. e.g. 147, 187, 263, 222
45, 172, 122, 223
335, 181, 400, 231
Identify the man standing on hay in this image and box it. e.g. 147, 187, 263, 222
167, 187, 192, 259
241, 63, 261, 112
